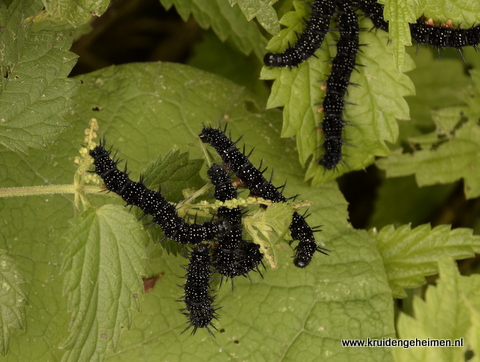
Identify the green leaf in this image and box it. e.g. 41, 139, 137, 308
262, 10, 415, 183
229, 0, 280, 35
370, 224, 480, 298
61, 205, 148, 361
394, 257, 480, 361
376, 81, 480, 200
159, 0, 267, 60
142, 150, 205, 202
0, 0, 78, 153
31, 0, 109, 26
380, 0, 415, 70
244, 202, 294, 269
0, 250, 27, 356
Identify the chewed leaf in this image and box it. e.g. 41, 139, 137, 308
244, 203, 293, 269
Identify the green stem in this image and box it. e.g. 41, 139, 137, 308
0, 185, 101, 198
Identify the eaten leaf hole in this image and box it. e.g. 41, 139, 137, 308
92, 106, 103, 112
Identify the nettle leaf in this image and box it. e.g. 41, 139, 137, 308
159, 0, 267, 60
31, 0, 109, 26
229, 0, 280, 35
380, 0, 415, 70
0, 250, 27, 356
261, 5, 415, 183
393, 257, 480, 361
376, 70, 480, 199
370, 224, 480, 298
0, 0, 78, 153
61, 205, 148, 362
142, 150, 205, 202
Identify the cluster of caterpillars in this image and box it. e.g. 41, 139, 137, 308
89, 125, 327, 335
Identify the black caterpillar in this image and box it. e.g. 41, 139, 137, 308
89, 142, 230, 245
207, 164, 263, 279
355, 0, 480, 52
263, 0, 335, 68
318, 0, 359, 169
199, 126, 328, 268
179, 244, 217, 335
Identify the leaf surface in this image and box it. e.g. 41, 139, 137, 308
0, 250, 27, 355
371, 224, 480, 298
0, 0, 78, 153
61, 205, 148, 362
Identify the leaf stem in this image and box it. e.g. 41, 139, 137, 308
0, 185, 102, 198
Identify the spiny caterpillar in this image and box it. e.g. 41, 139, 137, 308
89, 141, 230, 245
263, 0, 335, 68
199, 125, 328, 268
179, 244, 218, 335
207, 164, 263, 279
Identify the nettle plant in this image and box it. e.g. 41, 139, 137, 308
1, 0, 480, 361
